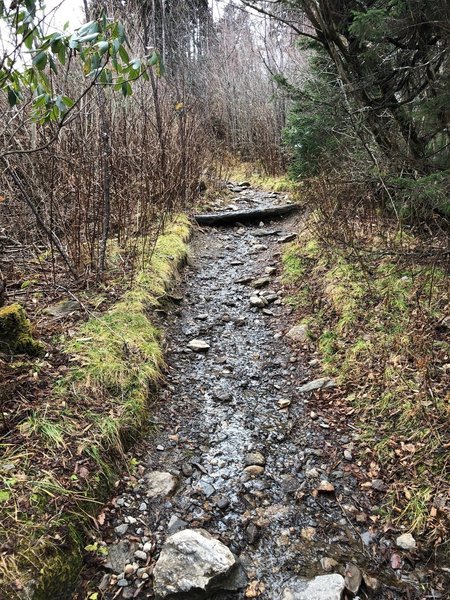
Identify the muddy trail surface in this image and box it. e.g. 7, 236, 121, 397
74, 186, 432, 600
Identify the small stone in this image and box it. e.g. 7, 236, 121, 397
286, 325, 309, 343
117, 578, 129, 587
343, 450, 353, 461
188, 339, 210, 352
244, 465, 265, 477
216, 496, 230, 510
250, 296, 267, 308
139, 502, 148, 512
371, 478, 387, 491
168, 515, 188, 534
114, 524, 129, 537
244, 452, 266, 467
146, 471, 177, 498
321, 557, 338, 572
253, 277, 270, 289
143, 541, 153, 553
278, 398, 291, 409
310, 411, 318, 420
317, 481, 335, 493
134, 550, 147, 562
212, 389, 233, 403
344, 563, 362, 594
196, 313, 208, 320
306, 468, 319, 478
124, 563, 135, 575
362, 572, 380, 591
396, 532, 416, 550
265, 266, 277, 275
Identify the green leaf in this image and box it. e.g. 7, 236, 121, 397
7, 88, 18, 107
97, 40, 109, 55
118, 45, 130, 63
32, 51, 47, 71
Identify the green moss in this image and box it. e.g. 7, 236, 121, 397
281, 221, 449, 534
0, 303, 44, 355
0, 216, 191, 600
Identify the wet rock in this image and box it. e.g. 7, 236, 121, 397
245, 522, 260, 544
187, 339, 210, 352
244, 452, 266, 467
134, 550, 147, 562
396, 532, 416, 550
281, 574, 345, 599
344, 563, 362, 594
278, 233, 297, 243
212, 389, 233, 403
114, 523, 129, 537
153, 529, 241, 599
168, 515, 188, 534
216, 496, 230, 510
104, 540, 137, 574
298, 378, 336, 393
252, 277, 270, 289
286, 324, 309, 343
146, 471, 177, 498
250, 295, 267, 308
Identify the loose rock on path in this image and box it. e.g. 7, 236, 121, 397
74, 185, 427, 600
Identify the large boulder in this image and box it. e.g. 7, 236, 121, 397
153, 529, 242, 599
281, 574, 345, 600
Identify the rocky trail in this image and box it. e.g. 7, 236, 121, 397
74, 185, 430, 600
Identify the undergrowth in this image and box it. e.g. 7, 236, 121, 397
282, 220, 449, 538
0, 215, 190, 599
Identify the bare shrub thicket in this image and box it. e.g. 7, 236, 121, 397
0, 6, 208, 285
198, 5, 306, 176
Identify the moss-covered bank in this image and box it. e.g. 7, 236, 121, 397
282, 220, 449, 538
0, 216, 191, 600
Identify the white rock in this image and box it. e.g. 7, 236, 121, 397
286, 325, 309, 343
396, 532, 416, 550
153, 529, 239, 599
298, 378, 336, 393
146, 471, 177, 499
187, 339, 210, 352
281, 574, 345, 600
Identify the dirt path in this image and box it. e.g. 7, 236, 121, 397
74, 187, 422, 600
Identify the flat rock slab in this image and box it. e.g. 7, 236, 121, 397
187, 339, 210, 352
298, 378, 336, 393
281, 574, 345, 600
153, 529, 242, 599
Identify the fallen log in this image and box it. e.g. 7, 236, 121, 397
194, 203, 299, 226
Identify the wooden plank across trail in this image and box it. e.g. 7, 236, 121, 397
194, 203, 299, 226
